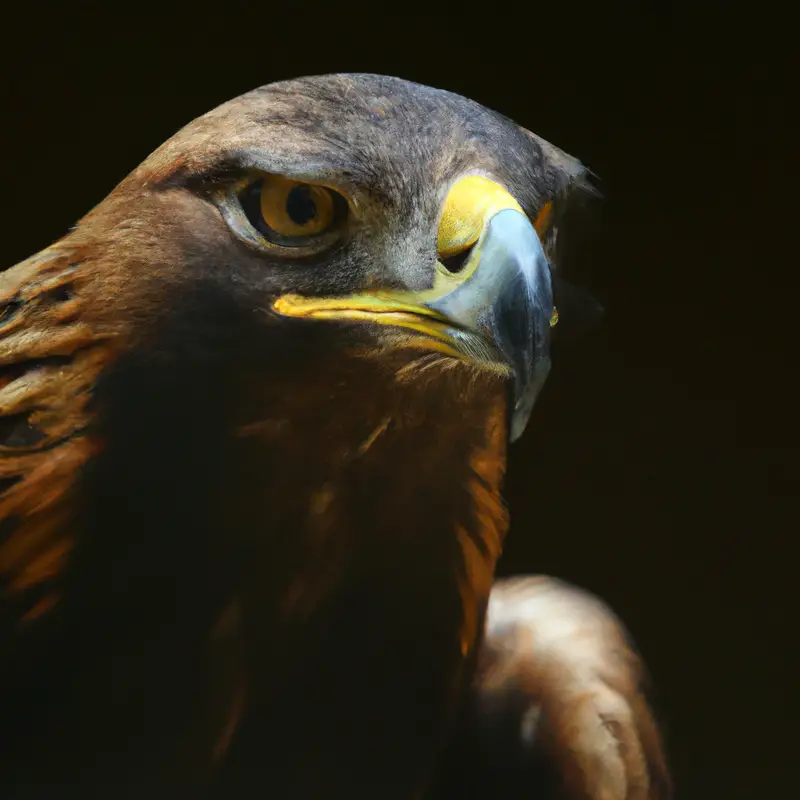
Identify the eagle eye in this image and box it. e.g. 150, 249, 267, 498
236, 174, 348, 248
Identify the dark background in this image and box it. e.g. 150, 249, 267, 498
1, 6, 794, 798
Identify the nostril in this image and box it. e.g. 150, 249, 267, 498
439, 243, 474, 274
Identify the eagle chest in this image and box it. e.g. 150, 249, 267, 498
217, 399, 509, 797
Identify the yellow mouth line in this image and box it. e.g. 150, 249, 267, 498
273, 293, 465, 357
273, 292, 450, 320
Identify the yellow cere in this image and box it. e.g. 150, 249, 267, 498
437, 175, 524, 258
260, 175, 334, 237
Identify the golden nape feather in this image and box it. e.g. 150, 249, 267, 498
0, 244, 112, 622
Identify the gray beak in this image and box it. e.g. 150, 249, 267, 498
426, 209, 554, 441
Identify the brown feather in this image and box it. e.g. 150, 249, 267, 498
433, 576, 672, 800
0, 244, 111, 624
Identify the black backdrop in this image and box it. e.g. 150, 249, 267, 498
1, 6, 794, 798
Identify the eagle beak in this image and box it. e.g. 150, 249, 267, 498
426, 198, 553, 441
273, 175, 555, 441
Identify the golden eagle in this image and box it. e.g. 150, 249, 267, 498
0, 74, 669, 799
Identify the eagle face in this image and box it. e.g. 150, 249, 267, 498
53, 73, 585, 434
0, 74, 592, 795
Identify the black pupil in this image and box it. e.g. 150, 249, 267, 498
286, 185, 318, 226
